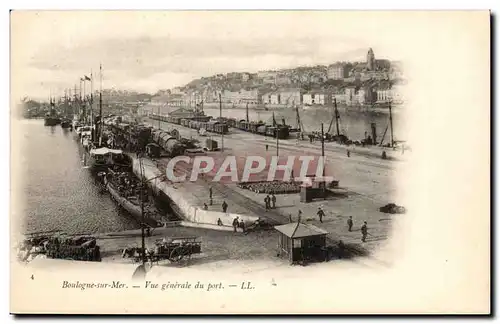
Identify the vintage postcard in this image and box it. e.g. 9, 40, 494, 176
9, 10, 490, 314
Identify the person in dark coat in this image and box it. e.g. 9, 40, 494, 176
317, 207, 325, 223
222, 201, 228, 213
264, 195, 271, 211
209, 187, 213, 200
239, 219, 246, 233
203, 203, 208, 210
232, 217, 239, 232
347, 216, 353, 232
271, 194, 277, 209
361, 221, 368, 242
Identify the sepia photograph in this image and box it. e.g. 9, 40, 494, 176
9, 10, 490, 314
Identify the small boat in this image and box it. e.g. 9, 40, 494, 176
44, 116, 61, 126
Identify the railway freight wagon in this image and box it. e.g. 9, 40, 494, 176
206, 120, 229, 134
249, 121, 265, 133
151, 129, 186, 157
265, 126, 290, 139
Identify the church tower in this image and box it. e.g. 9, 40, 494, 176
367, 48, 375, 70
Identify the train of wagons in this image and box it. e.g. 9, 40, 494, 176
105, 120, 186, 158
150, 114, 290, 139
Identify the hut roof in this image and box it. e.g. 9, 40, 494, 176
274, 222, 328, 239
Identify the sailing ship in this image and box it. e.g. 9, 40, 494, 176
78, 64, 123, 172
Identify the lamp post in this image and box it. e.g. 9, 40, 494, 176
138, 157, 167, 266
219, 92, 224, 152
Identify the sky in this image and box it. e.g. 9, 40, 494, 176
11, 11, 409, 101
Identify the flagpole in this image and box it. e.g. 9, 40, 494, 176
99, 64, 103, 147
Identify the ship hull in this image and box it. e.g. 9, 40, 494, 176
105, 179, 159, 227
44, 117, 61, 126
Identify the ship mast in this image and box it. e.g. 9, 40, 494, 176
246, 102, 249, 123
389, 100, 394, 147
89, 72, 94, 141
334, 97, 340, 137
99, 64, 103, 147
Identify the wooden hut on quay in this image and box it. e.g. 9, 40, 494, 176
274, 221, 329, 265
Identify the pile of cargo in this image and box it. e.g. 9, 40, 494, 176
46, 236, 101, 262
379, 203, 406, 214
237, 181, 301, 194
17, 233, 102, 262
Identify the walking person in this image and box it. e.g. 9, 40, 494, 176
297, 210, 302, 222
271, 193, 277, 209
288, 213, 293, 223
317, 207, 325, 223
347, 216, 353, 232
361, 221, 368, 242
209, 186, 213, 206
222, 200, 228, 213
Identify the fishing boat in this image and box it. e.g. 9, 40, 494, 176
103, 170, 161, 227
44, 97, 61, 126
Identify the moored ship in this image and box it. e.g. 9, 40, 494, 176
103, 170, 163, 227
44, 97, 61, 126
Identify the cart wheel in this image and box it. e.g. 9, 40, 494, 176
169, 247, 184, 263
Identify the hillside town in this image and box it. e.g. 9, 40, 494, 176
149, 48, 405, 110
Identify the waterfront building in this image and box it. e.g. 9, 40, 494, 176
376, 85, 392, 103
303, 91, 332, 105
276, 88, 304, 106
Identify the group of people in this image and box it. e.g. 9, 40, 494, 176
263, 193, 277, 211
232, 217, 246, 233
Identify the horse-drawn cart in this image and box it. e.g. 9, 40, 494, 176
123, 236, 202, 265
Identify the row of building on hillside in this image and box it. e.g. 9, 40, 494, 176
261, 84, 404, 106
150, 84, 404, 108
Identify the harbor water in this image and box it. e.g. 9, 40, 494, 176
17, 119, 140, 235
